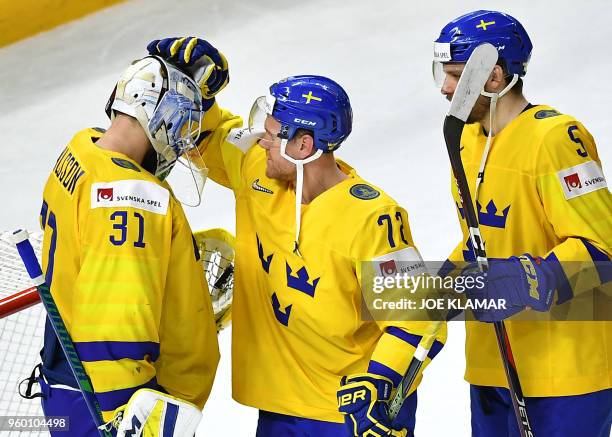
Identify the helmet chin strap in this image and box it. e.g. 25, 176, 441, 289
474, 73, 518, 202
279, 138, 323, 256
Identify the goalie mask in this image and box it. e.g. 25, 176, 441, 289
105, 56, 208, 206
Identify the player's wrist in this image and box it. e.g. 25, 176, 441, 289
510, 254, 558, 311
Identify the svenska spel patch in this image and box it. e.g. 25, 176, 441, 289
373, 247, 427, 277
433, 42, 452, 62
557, 161, 607, 200
91, 180, 170, 215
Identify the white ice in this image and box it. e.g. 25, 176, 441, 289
0, 0, 610, 435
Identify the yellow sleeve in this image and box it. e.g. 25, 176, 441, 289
353, 205, 447, 392
197, 101, 250, 191
156, 200, 220, 409
69, 180, 217, 420
535, 120, 612, 301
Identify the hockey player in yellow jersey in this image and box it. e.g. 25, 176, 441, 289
433, 10, 612, 436
38, 56, 220, 436
148, 37, 447, 436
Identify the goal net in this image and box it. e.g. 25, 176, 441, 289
0, 231, 47, 436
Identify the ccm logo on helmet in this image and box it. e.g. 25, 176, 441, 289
294, 118, 317, 127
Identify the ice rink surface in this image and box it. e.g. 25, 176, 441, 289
0, 1, 610, 435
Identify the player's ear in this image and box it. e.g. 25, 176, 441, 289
485, 65, 506, 93
298, 133, 315, 158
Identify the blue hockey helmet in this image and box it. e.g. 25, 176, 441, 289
249, 75, 352, 153
433, 10, 533, 80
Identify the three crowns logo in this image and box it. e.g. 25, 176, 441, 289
477, 200, 510, 229
455, 199, 510, 229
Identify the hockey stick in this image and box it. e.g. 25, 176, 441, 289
11, 230, 112, 437
387, 321, 443, 420
442, 44, 534, 437
387, 46, 502, 420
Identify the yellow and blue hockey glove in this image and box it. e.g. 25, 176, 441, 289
109, 389, 202, 437
338, 373, 409, 437
147, 37, 229, 109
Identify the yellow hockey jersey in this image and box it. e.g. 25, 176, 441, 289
197, 104, 446, 422
448, 105, 612, 396
40, 128, 219, 421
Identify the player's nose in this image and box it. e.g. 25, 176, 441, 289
440, 75, 456, 97
440, 83, 452, 97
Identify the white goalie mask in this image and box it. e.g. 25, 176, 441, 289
105, 56, 208, 206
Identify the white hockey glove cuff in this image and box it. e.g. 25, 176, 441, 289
110, 388, 202, 437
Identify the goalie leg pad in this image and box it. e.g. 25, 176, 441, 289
114, 389, 202, 437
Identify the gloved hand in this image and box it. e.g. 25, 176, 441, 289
461, 254, 561, 322
147, 37, 229, 107
338, 373, 409, 437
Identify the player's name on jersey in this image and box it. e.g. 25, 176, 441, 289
53, 148, 86, 195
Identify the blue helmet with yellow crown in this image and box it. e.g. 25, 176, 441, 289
267, 75, 352, 152
434, 10, 533, 77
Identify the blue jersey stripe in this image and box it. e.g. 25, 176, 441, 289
368, 360, 403, 387
386, 327, 421, 348
96, 377, 161, 412
386, 327, 444, 360
75, 341, 160, 362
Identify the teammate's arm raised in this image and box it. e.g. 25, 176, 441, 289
148, 37, 250, 192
